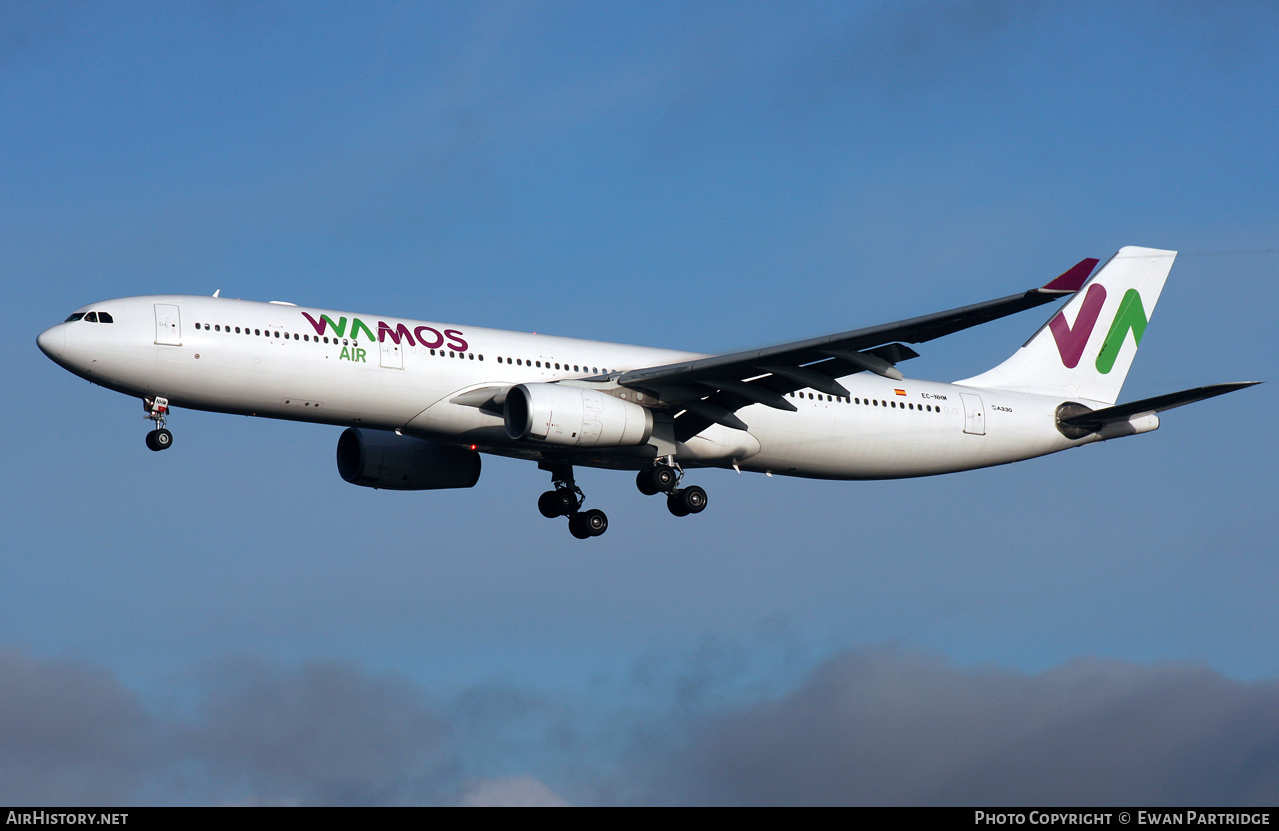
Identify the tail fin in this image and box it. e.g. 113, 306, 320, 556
957, 246, 1176, 404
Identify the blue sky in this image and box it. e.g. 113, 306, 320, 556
3, 1, 1277, 805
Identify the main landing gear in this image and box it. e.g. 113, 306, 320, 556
636, 460, 708, 518
537, 463, 608, 539
536, 459, 708, 539
143, 397, 174, 452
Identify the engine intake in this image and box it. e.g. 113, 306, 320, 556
336, 428, 481, 490
504, 383, 653, 448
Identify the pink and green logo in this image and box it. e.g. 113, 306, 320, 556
1049, 286, 1148, 374
301, 312, 468, 352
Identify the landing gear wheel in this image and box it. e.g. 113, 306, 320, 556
538, 490, 563, 518
146, 429, 173, 452
580, 508, 608, 537
636, 470, 659, 496
540, 462, 602, 538
538, 489, 579, 518
667, 491, 691, 517
651, 464, 678, 492
554, 489, 579, 515
680, 485, 708, 514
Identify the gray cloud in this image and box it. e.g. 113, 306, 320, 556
179, 659, 452, 806
1, 646, 1276, 805
0, 649, 153, 805
652, 649, 1279, 805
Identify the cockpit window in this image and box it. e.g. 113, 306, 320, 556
67, 310, 115, 323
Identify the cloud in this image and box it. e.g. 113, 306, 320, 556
0, 649, 154, 805
456, 775, 571, 807
1, 645, 1276, 805
649, 649, 1279, 805
179, 659, 452, 806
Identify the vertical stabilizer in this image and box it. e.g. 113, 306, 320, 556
957, 246, 1175, 404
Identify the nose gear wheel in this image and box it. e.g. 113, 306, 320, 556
142, 397, 174, 452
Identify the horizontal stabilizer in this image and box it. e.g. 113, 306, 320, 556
1059, 382, 1260, 429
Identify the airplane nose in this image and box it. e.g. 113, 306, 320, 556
37, 325, 64, 359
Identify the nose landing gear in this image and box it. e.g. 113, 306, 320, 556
143, 397, 174, 451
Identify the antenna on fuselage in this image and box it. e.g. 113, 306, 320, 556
212, 289, 220, 298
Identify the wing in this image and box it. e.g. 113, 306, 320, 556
618, 258, 1099, 441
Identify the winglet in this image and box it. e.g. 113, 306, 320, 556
1039, 258, 1099, 294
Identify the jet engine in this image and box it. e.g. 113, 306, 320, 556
504, 383, 653, 448
336, 428, 481, 490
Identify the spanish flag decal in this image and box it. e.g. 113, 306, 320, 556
894, 389, 906, 396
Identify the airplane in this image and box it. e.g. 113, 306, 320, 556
37, 246, 1257, 539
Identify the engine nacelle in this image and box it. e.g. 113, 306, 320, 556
504, 383, 653, 448
336, 428, 481, 490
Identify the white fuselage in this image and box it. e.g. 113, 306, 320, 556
38, 295, 1100, 479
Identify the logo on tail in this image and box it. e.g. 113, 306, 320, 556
1048, 284, 1107, 369
1049, 286, 1149, 374
1095, 289, 1148, 374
